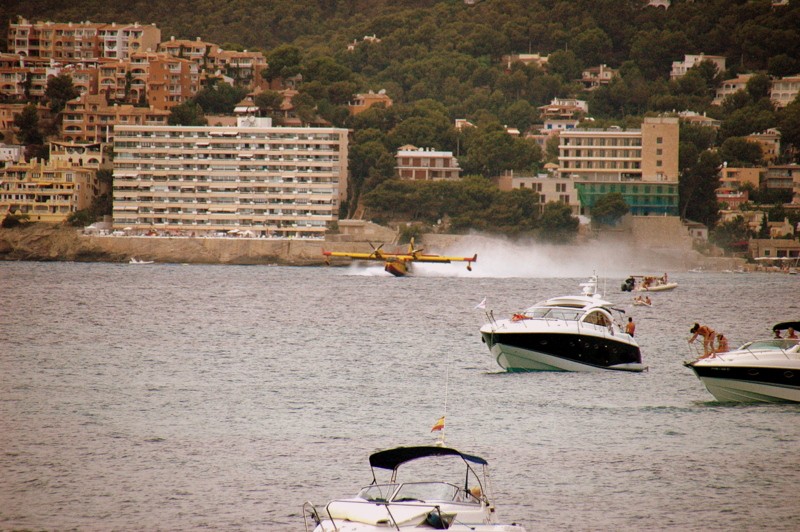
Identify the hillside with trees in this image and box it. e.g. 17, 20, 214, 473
4, 0, 800, 240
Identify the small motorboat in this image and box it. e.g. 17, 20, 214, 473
129, 257, 154, 264
480, 275, 643, 372
303, 445, 526, 531
621, 275, 677, 292
632, 296, 652, 307
684, 321, 800, 403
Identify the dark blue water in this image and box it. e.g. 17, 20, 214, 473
1, 261, 798, 530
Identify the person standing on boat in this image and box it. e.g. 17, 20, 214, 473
714, 333, 729, 354
625, 317, 636, 337
689, 323, 715, 357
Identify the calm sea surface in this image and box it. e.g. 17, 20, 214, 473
1, 258, 799, 531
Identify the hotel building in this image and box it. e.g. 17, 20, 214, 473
559, 117, 680, 215
0, 158, 101, 223
8, 17, 161, 62
395, 146, 461, 180
112, 117, 348, 238
670, 54, 726, 79
61, 94, 170, 143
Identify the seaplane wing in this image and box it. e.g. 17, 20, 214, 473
322, 240, 477, 277
322, 250, 383, 261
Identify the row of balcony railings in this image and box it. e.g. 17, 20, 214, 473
115, 131, 343, 141
115, 145, 341, 153
561, 138, 643, 146
112, 209, 333, 217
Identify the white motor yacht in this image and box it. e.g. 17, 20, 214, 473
480, 276, 643, 372
684, 322, 800, 403
303, 446, 526, 531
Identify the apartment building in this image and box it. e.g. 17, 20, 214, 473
496, 171, 579, 214
158, 37, 268, 89
61, 94, 170, 143
0, 103, 52, 142
677, 111, 721, 129
349, 90, 393, 115
214, 50, 267, 88
770, 75, 800, 108
395, 146, 461, 180
8, 17, 161, 62
538, 98, 588, 120
713, 73, 753, 105
111, 116, 348, 238
0, 143, 24, 165
763, 164, 800, 200
717, 167, 762, 210
745, 129, 781, 163
670, 54, 726, 79
559, 117, 680, 215
49, 141, 105, 168
579, 64, 617, 91
0, 157, 100, 222
145, 54, 200, 110
95, 52, 198, 109
502, 53, 548, 70
158, 37, 216, 66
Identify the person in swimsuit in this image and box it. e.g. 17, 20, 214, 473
689, 323, 715, 357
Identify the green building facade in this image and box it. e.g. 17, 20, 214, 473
575, 181, 679, 216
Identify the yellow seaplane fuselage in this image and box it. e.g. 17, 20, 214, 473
322, 240, 477, 277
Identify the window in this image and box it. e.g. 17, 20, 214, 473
656, 137, 663, 144
656, 160, 662, 167
656, 148, 662, 155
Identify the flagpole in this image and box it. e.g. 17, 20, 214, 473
440, 348, 450, 447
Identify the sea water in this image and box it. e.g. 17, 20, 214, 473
1, 261, 798, 530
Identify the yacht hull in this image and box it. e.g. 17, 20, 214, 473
685, 364, 800, 403
483, 332, 643, 372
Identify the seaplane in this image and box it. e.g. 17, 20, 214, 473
322, 239, 477, 277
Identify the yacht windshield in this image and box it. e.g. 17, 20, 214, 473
392, 482, 463, 502
523, 307, 583, 321
357, 484, 399, 502
740, 339, 800, 351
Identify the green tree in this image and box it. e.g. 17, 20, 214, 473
254, 90, 284, 117
168, 102, 207, 126
263, 45, 302, 84
710, 216, 751, 254
537, 201, 579, 243
778, 100, 800, 161
547, 49, 583, 84
1, 212, 30, 228
591, 192, 629, 226
192, 83, 248, 114
45, 73, 79, 114
570, 28, 613, 67
718, 137, 763, 167
680, 149, 722, 227
746, 72, 772, 101
13, 104, 44, 145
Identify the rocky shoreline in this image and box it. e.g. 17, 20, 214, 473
0, 225, 333, 265
0, 223, 745, 271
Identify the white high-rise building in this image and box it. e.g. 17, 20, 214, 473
112, 117, 348, 238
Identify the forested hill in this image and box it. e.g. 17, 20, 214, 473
4, 0, 800, 234
4, 0, 799, 72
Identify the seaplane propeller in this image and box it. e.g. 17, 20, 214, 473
368, 242, 384, 258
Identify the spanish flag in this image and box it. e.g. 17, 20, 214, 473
431, 416, 445, 432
